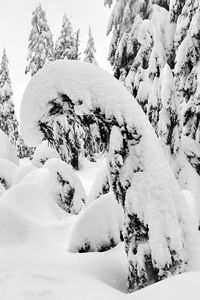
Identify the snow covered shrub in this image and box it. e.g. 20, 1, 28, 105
32, 140, 61, 167
0, 129, 19, 165
0, 159, 19, 189
88, 159, 111, 204
68, 192, 124, 253
43, 158, 86, 214
20, 60, 196, 292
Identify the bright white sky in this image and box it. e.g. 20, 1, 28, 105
0, 0, 112, 118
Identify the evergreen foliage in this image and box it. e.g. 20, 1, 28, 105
25, 3, 54, 76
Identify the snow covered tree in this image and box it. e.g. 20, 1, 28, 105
25, 3, 54, 76
54, 14, 76, 60
0, 49, 20, 149
157, 64, 183, 181
20, 60, 196, 292
84, 26, 97, 65
105, 0, 152, 81
174, 1, 200, 141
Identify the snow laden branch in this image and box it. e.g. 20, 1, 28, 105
20, 60, 195, 292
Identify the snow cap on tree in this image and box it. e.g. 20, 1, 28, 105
25, 3, 54, 76
84, 26, 97, 65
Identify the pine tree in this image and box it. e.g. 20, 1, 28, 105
0, 49, 20, 148
25, 3, 54, 76
84, 26, 97, 65
54, 14, 75, 60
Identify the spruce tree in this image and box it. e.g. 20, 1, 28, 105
25, 3, 54, 76
0, 49, 19, 148
54, 14, 75, 60
84, 26, 97, 65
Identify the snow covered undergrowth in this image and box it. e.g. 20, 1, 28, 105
0, 158, 199, 299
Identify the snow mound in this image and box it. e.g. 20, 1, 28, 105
32, 140, 61, 167
0, 158, 19, 189
0, 182, 66, 224
0, 203, 35, 246
68, 192, 124, 253
13, 164, 37, 184
43, 158, 86, 214
0, 129, 18, 165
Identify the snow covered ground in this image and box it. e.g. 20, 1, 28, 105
0, 157, 199, 300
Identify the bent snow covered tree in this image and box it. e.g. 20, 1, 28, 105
20, 60, 194, 292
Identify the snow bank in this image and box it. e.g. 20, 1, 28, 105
32, 140, 61, 167
43, 158, 86, 214
0, 158, 19, 189
68, 192, 124, 252
0, 182, 66, 224
0, 129, 18, 165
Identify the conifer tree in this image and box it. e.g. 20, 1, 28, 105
54, 14, 75, 60
84, 26, 97, 65
0, 49, 19, 148
25, 3, 54, 76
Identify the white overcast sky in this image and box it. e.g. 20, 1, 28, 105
0, 0, 112, 118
